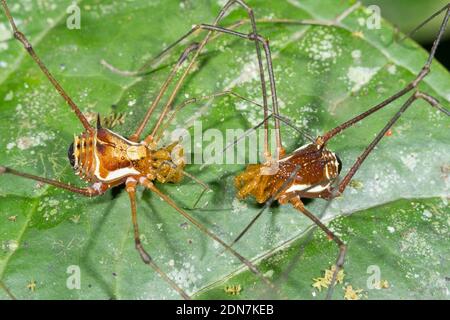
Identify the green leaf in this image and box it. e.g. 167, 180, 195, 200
0, 0, 449, 300
197, 198, 450, 299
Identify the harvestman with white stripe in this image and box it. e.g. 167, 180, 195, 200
230, 3, 450, 300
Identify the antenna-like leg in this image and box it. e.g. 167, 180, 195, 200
130, 0, 279, 160
0, 0, 92, 132
321, 4, 450, 144
335, 91, 449, 197
143, 24, 282, 159
0, 166, 106, 197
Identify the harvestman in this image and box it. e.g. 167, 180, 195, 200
226, 4, 450, 299
0, 0, 301, 299
145, 1, 449, 298
102, 1, 450, 299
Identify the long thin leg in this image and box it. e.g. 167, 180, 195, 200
290, 196, 346, 300
0, 166, 105, 197
101, 18, 348, 78
154, 91, 244, 142
194, 97, 315, 171
335, 91, 449, 196
217, 105, 315, 160
132, 18, 348, 75
0, 0, 92, 132
226, 165, 302, 251
157, 160, 211, 209
128, 42, 200, 142
144, 23, 283, 159
321, 5, 450, 144
181, 170, 211, 210
154, 89, 313, 144
166, 90, 314, 171
142, 1, 361, 155
132, 0, 279, 159
107, 5, 359, 152
131, 0, 258, 141
235, 0, 272, 159
139, 178, 279, 293
125, 179, 190, 300
274, 195, 335, 292
400, 3, 450, 42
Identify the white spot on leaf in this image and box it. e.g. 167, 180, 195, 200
347, 66, 379, 92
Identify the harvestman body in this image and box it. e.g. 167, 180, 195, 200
68, 123, 185, 193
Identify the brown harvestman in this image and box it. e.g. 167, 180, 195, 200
218, 3, 450, 299
138, 1, 449, 299
103, 1, 450, 300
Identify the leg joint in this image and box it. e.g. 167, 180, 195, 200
412, 66, 430, 87
248, 33, 267, 43
234, 0, 252, 13
13, 31, 32, 50
414, 91, 440, 106
135, 242, 153, 264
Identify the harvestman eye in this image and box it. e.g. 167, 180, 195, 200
68, 143, 76, 168
336, 154, 343, 174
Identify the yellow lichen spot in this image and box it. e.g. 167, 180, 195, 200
70, 215, 80, 224
349, 180, 364, 190
352, 31, 365, 39
324, 266, 345, 284
27, 280, 37, 292
312, 266, 345, 291
224, 284, 242, 296
344, 285, 363, 300
374, 279, 390, 289
8, 215, 17, 222
312, 277, 329, 292
380, 280, 390, 289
